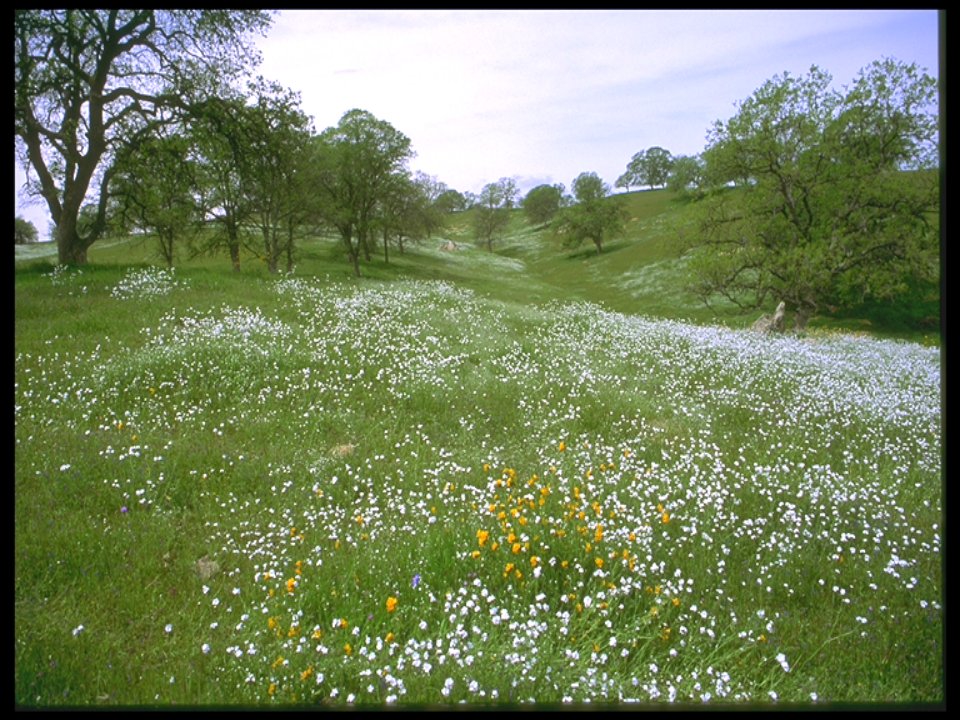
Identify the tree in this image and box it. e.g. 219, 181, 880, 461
617, 147, 675, 192
473, 177, 518, 251
689, 59, 939, 331
553, 172, 628, 255
242, 83, 313, 274
435, 188, 467, 214
112, 134, 198, 267
667, 154, 706, 198
15, 216, 39, 244
15, 10, 271, 266
191, 95, 260, 272
311, 109, 414, 277
522, 183, 565, 227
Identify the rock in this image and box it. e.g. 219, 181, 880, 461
331, 443, 355, 458
751, 301, 786, 334
196, 555, 220, 581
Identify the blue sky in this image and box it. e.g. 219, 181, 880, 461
15, 9, 941, 236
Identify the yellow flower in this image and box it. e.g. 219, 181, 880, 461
268, 617, 278, 630
386, 596, 398, 613
312, 628, 323, 640
504, 562, 515, 576
477, 529, 490, 547
272, 655, 286, 669
512, 543, 522, 554
530, 556, 540, 568
385, 632, 396, 644
286, 578, 297, 594
595, 557, 604, 569
558, 441, 566, 452
661, 512, 670, 524
268, 682, 277, 696
471, 550, 481, 559
594, 524, 604, 543
672, 597, 681, 607
301, 666, 314, 681
490, 541, 500, 552
344, 643, 352, 656
483, 463, 491, 473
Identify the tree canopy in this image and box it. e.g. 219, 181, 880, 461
14, 9, 272, 265
15, 216, 39, 245
473, 177, 518, 251
522, 184, 565, 227
553, 172, 627, 255
311, 109, 414, 276
616, 147, 675, 191
688, 59, 939, 330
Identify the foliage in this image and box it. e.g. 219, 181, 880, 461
553, 172, 628, 255
435, 189, 468, 214
522, 184, 565, 227
666, 155, 706, 198
14, 9, 272, 265
473, 177, 519, 251
311, 109, 415, 276
688, 59, 939, 330
15, 216, 39, 244
241, 82, 314, 274
112, 135, 199, 267
616, 147, 675, 192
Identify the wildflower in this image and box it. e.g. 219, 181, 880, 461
120, 506, 128, 514
386, 596, 398, 613
512, 543, 522, 555
268, 683, 277, 697
385, 632, 396, 644
412, 574, 421, 589
164, 623, 174, 634
594, 525, 604, 543
72, 624, 85, 637
301, 666, 314, 682
344, 643, 353, 656
471, 550, 481, 559
477, 529, 490, 547
595, 557, 604, 569
201, 643, 211, 654
530, 556, 540, 568
558, 441, 566, 452
286, 578, 297, 594
662, 512, 670, 524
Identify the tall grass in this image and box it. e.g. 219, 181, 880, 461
15, 262, 941, 707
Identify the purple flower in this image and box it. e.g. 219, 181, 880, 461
120, 506, 129, 514
412, 574, 421, 589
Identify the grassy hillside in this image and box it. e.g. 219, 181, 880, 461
15, 199, 942, 708
18, 188, 940, 343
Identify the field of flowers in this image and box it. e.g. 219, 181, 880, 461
15, 267, 942, 706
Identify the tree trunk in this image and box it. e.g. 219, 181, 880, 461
229, 243, 241, 272
226, 218, 242, 272
383, 229, 389, 264
55, 215, 91, 266
285, 222, 295, 273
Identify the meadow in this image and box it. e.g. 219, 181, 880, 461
15, 201, 942, 707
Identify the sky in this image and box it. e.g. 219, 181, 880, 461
15, 9, 941, 237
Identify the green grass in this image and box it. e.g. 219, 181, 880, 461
15, 204, 942, 708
